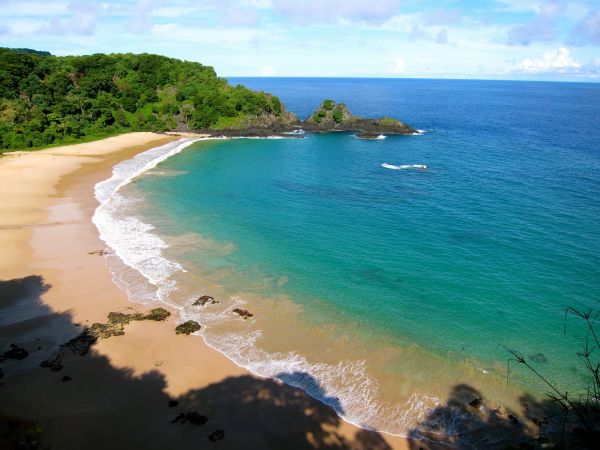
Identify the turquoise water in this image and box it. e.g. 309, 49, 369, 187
117, 79, 600, 433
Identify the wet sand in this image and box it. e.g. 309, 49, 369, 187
0, 133, 409, 449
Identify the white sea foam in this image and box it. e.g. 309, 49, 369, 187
93, 138, 209, 304
92, 136, 447, 437
382, 163, 428, 170
412, 129, 427, 135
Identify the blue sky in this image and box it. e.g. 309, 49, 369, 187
1, 0, 599, 81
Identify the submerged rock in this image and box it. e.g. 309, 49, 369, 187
3, 344, 29, 360
207, 429, 225, 442
175, 320, 201, 335
193, 295, 219, 306
232, 308, 254, 320
529, 352, 547, 363
356, 131, 384, 140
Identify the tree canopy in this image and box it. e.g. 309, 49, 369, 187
0, 48, 283, 150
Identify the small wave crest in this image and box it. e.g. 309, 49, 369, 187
381, 163, 428, 170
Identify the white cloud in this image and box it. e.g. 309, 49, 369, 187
514, 47, 581, 72
389, 57, 406, 73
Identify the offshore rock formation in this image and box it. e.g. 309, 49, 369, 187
303, 100, 416, 135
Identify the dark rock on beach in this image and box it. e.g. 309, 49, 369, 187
207, 429, 225, 442
469, 397, 484, 409
175, 320, 201, 335
168, 399, 179, 407
61, 375, 72, 382
171, 411, 208, 426
232, 308, 254, 320
508, 414, 520, 426
186, 412, 208, 425
88, 249, 108, 256
144, 308, 171, 321
40, 308, 171, 371
3, 344, 29, 360
193, 295, 219, 306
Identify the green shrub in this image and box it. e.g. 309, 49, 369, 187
323, 99, 335, 110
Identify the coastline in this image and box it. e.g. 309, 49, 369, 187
0, 133, 408, 449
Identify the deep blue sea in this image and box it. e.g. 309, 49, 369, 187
95, 78, 600, 436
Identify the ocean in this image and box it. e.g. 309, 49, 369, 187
93, 78, 600, 437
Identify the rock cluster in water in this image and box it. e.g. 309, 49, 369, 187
193, 295, 219, 306
232, 308, 254, 320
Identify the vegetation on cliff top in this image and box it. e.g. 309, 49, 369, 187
0, 48, 286, 150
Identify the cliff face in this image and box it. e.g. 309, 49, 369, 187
302, 100, 416, 135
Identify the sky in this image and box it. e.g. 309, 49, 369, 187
0, 0, 599, 81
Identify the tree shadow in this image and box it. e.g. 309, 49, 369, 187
407, 383, 588, 450
1, 275, 394, 450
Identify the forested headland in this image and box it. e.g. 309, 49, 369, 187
0, 48, 292, 151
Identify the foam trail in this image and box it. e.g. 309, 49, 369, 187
93, 138, 206, 304
382, 163, 428, 170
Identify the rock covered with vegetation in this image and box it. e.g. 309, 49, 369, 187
0, 48, 293, 150
303, 99, 416, 135
175, 320, 201, 335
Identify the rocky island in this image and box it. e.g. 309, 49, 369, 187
301, 100, 416, 137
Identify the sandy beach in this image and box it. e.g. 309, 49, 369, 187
0, 133, 409, 450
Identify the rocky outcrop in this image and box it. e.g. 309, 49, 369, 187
39, 308, 172, 371
2, 344, 29, 360
232, 308, 254, 320
175, 320, 201, 335
171, 411, 208, 426
193, 295, 219, 307
207, 429, 225, 442
303, 100, 416, 135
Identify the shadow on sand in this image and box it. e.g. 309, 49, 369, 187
3, 276, 595, 450
1, 275, 393, 450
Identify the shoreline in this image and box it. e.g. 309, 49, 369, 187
0, 132, 409, 449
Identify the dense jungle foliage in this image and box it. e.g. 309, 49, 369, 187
0, 48, 283, 150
